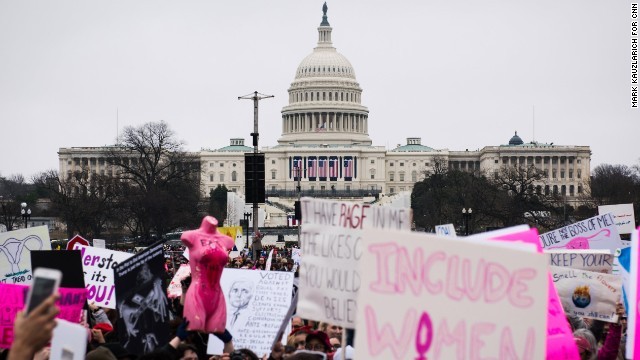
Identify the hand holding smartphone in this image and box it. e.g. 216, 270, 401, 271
26, 268, 62, 314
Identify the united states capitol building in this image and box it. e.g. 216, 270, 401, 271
59, 5, 591, 216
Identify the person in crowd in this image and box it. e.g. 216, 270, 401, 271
287, 326, 313, 350
305, 331, 332, 355
318, 323, 342, 341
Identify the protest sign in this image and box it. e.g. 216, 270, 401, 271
354, 229, 548, 359
228, 251, 240, 259
298, 197, 411, 329
435, 223, 456, 237
115, 242, 169, 356
599, 203, 636, 234
551, 266, 621, 323
265, 249, 274, 271
167, 264, 191, 299
539, 213, 622, 253
291, 248, 302, 264
0, 226, 51, 285
31, 250, 85, 288
0, 284, 86, 348
626, 227, 640, 359
50, 319, 88, 360
207, 269, 294, 357
74, 244, 132, 309
619, 246, 631, 315
93, 239, 106, 248
546, 250, 613, 274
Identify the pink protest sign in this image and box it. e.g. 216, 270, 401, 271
492, 229, 580, 360
0, 284, 86, 348
167, 264, 191, 299
355, 229, 548, 359
627, 227, 640, 359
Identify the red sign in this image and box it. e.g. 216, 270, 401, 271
66, 235, 90, 250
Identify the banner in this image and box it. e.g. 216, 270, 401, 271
0, 284, 87, 348
435, 224, 456, 237
298, 197, 411, 328
546, 250, 613, 274
74, 244, 133, 309
207, 269, 294, 357
598, 203, 636, 234
539, 213, 622, 253
551, 266, 621, 323
0, 226, 51, 285
114, 242, 169, 356
167, 264, 191, 299
354, 229, 548, 359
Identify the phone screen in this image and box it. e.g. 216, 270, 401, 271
27, 277, 56, 313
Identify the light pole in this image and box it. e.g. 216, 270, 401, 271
20, 202, 31, 229
243, 212, 252, 250
462, 208, 472, 236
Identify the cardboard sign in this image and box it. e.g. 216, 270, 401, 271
66, 235, 89, 250
551, 266, 621, 323
626, 227, 640, 359
167, 264, 191, 299
50, 319, 88, 360
74, 245, 132, 309
291, 248, 302, 264
546, 250, 613, 274
31, 250, 85, 288
93, 239, 106, 248
114, 242, 169, 355
435, 224, 456, 237
0, 226, 51, 285
0, 284, 86, 348
354, 229, 548, 359
539, 213, 622, 253
298, 197, 411, 329
207, 269, 294, 357
598, 203, 636, 234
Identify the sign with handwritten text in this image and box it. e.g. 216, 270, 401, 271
0, 284, 86, 348
551, 266, 621, 323
539, 213, 622, 253
0, 226, 51, 285
435, 224, 456, 237
599, 203, 636, 234
73, 244, 132, 309
355, 229, 548, 359
298, 197, 411, 328
546, 250, 613, 274
167, 264, 191, 299
207, 269, 294, 357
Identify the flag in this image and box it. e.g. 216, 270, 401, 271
344, 159, 353, 178
308, 158, 316, 178
318, 159, 327, 178
293, 158, 302, 179
329, 158, 338, 178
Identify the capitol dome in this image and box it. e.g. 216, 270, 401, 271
278, 2, 371, 146
508, 131, 524, 146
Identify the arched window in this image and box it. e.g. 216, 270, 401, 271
232, 171, 237, 182
561, 185, 566, 195
553, 185, 558, 194
305, 92, 308, 101
569, 185, 575, 195
209, 173, 214, 182
545, 185, 550, 195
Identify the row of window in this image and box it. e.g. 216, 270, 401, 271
387, 171, 419, 182
298, 65, 353, 76
291, 91, 360, 103
499, 157, 583, 165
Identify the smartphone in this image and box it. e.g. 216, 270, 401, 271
25, 268, 62, 314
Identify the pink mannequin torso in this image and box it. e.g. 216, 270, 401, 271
181, 216, 234, 333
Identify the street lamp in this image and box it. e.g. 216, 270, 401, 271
20, 202, 31, 229
462, 208, 472, 236
243, 212, 252, 250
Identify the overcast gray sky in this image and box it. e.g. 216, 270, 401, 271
1, 0, 637, 179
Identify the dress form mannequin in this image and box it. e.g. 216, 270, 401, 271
181, 216, 234, 332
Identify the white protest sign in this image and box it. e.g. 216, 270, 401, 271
539, 213, 622, 253
291, 248, 302, 264
298, 197, 411, 329
183, 247, 189, 261
355, 229, 548, 359
167, 264, 191, 299
546, 250, 613, 274
599, 203, 636, 234
265, 249, 274, 271
0, 226, 51, 284
93, 239, 106, 248
73, 244, 132, 308
551, 266, 621, 323
207, 269, 294, 357
626, 227, 640, 359
49, 319, 87, 360
435, 223, 456, 237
